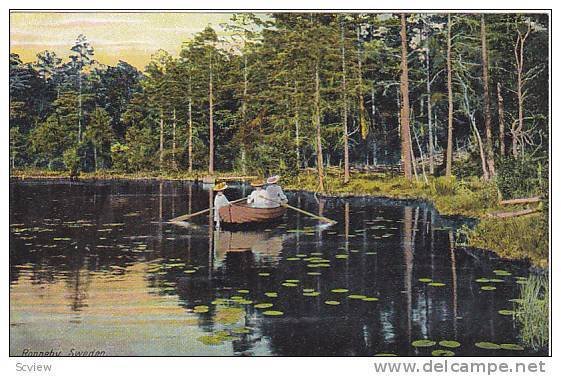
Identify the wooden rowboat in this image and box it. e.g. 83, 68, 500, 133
218, 202, 286, 225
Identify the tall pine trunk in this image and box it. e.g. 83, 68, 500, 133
209, 52, 214, 175
445, 14, 454, 178
241, 55, 248, 175
513, 25, 530, 158
399, 14, 412, 180
497, 82, 506, 156
340, 19, 350, 183
481, 15, 495, 178
314, 62, 325, 193
159, 108, 164, 170
172, 107, 177, 171
188, 95, 193, 173
425, 36, 435, 174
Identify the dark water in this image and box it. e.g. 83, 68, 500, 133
9, 179, 545, 356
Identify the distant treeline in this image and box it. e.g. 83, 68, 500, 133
9, 13, 548, 189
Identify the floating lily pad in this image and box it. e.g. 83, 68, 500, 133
265, 292, 278, 298
428, 282, 446, 287
374, 353, 397, 356
475, 342, 501, 350
197, 335, 224, 346
365, 252, 377, 255
498, 309, 515, 316
348, 294, 367, 299
324, 300, 340, 305
231, 327, 252, 334
286, 257, 300, 261
184, 269, 196, 274
432, 349, 455, 356
237, 289, 250, 294
418, 278, 432, 283
282, 283, 298, 287
412, 339, 436, 347
307, 272, 322, 276
254, 303, 274, 309
262, 310, 284, 316
310, 252, 323, 256
489, 278, 504, 283
335, 254, 349, 259
231, 296, 244, 300
481, 286, 497, 291
439, 340, 461, 348
362, 297, 379, 302
285, 279, 300, 283
493, 270, 512, 276
303, 292, 320, 297
500, 343, 524, 351
193, 305, 209, 313
475, 278, 490, 283
258, 272, 271, 277
331, 288, 349, 293
302, 288, 315, 293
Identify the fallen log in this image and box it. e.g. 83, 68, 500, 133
487, 208, 540, 219
499, 196, 541, 206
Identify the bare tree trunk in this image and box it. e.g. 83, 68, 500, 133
445, 14, 454, 178
188, 96, 193, 173
481, 15, 495, 178
172, 108, 177, 171
497, 82, 506, 156
209, 52, 214, 175
315, 62, 325, 193
400, 14, 412, 180
513, 24, 530, 158
341, 19, 350, 184
426, 41, 435, 175
159, 108, 164, 170
241, 54, 248, 175
357, 27, 367, 142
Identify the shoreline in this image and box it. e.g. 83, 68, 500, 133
10, 169, 548, 268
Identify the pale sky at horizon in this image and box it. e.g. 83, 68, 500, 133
10, 12, 239, 69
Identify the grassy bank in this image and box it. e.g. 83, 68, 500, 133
11, 167, 548, 267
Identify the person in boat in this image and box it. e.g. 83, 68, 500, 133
213, 182, 230, 229
264, 175, 288, 208
247, 179, 268, 208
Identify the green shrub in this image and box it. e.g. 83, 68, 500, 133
496, 156, 544, 200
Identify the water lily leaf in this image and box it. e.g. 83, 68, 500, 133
481, 286, 497, 291
335, 254, 349, 259
237, 300, 253, 305
362, 297, 379, 302
498, 309, 515, 316
231, 296, 244, 300
412, 339, 436, 347
310, 252, 323, 256
432, 349, 455, 356
303, 292, 320, 297
282, 282, 298, 287
254, 303, 274, 309
475, 342, 501, 350
265, 292, 278, 298
258, 272, 271, 277
262, 310, 284, 316
331, 288, 349, 293
184, 269, 196, 274
231, 327, 252, 334
286, 257, 300, 261
197, 335, 224, 346
439, 340, 461, 348
237, 289, 250, 294
489, 278, 504, 283
285, 279, 299, 283
193, 305, 209, 313
307, 272, 322, 276
365, 252, 377, 255
500, 343, 524, 351
348, 294, 367, 299
302, 288, 315, 293
418, 278, 432, 283
374, 353, 397, 356
296, 254, 307, 257
324, 300, 340, 305
475, 278, 490, 283
493, 270, 512, 276
428, 282, 446, 287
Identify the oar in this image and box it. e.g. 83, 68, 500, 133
169, 196, 248, 222
259, 195, 337, 225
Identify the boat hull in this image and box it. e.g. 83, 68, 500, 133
219, 203, 286, 225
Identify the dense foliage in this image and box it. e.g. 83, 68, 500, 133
10, 13, 549, 196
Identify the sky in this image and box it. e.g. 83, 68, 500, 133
10, 12, 238, 69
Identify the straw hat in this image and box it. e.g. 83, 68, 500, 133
213, 182, 228, 191
266, 175, 280, 184
250, 179, 265, 187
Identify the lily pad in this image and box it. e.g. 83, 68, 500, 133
489, 278, 504, 283
412, 339, 436, 347
439, 340, 461, 348
254, 303, 274, 309
193, 305, 209, 313
262, 310, 284, 316
302, 288, 315, 293
362, 297, 379, 302
324, 300, 340, 305
428, 282, 446, 287
493, 270, 512, 276
285, 279, 300, 283
331, 288, 349, 293
348, 294, 367, 299
282, 282, 298, 287
265, 292, 278, 298
418, 278, 432, 283
335, 254, 349, 259
237, 289, 250, 294
307, 272, 322, 276
498, 309, 515, 316
258, 272, 271, 277
303, 292, 320, 297
231, 327, 252, 334
475, 342, 501, 350
374, 353, 397, 356
432, 349, 455, 356
286, 257, 300, 261
500, 343, 524, 351
197, 335, 224, 346
475, 278, 490, 283
481, 286, 497, 291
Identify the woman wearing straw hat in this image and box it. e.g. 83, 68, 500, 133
264, 175, 287, 208
247, 179, 268, 208
213, 182, 230, 228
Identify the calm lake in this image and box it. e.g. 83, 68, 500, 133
9, 179, 546, 356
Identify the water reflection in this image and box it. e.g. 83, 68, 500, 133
9, 180, 545, 356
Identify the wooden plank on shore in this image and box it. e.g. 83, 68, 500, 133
499, 196, 541, 206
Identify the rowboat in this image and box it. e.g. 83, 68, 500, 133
218, 202, 286, 225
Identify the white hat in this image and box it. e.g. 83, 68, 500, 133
267, 175, 280, 184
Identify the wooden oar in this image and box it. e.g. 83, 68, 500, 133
259, 195, 337, 225
169, 196, 248, 222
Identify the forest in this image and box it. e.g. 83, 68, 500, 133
9, 13, 549, 264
